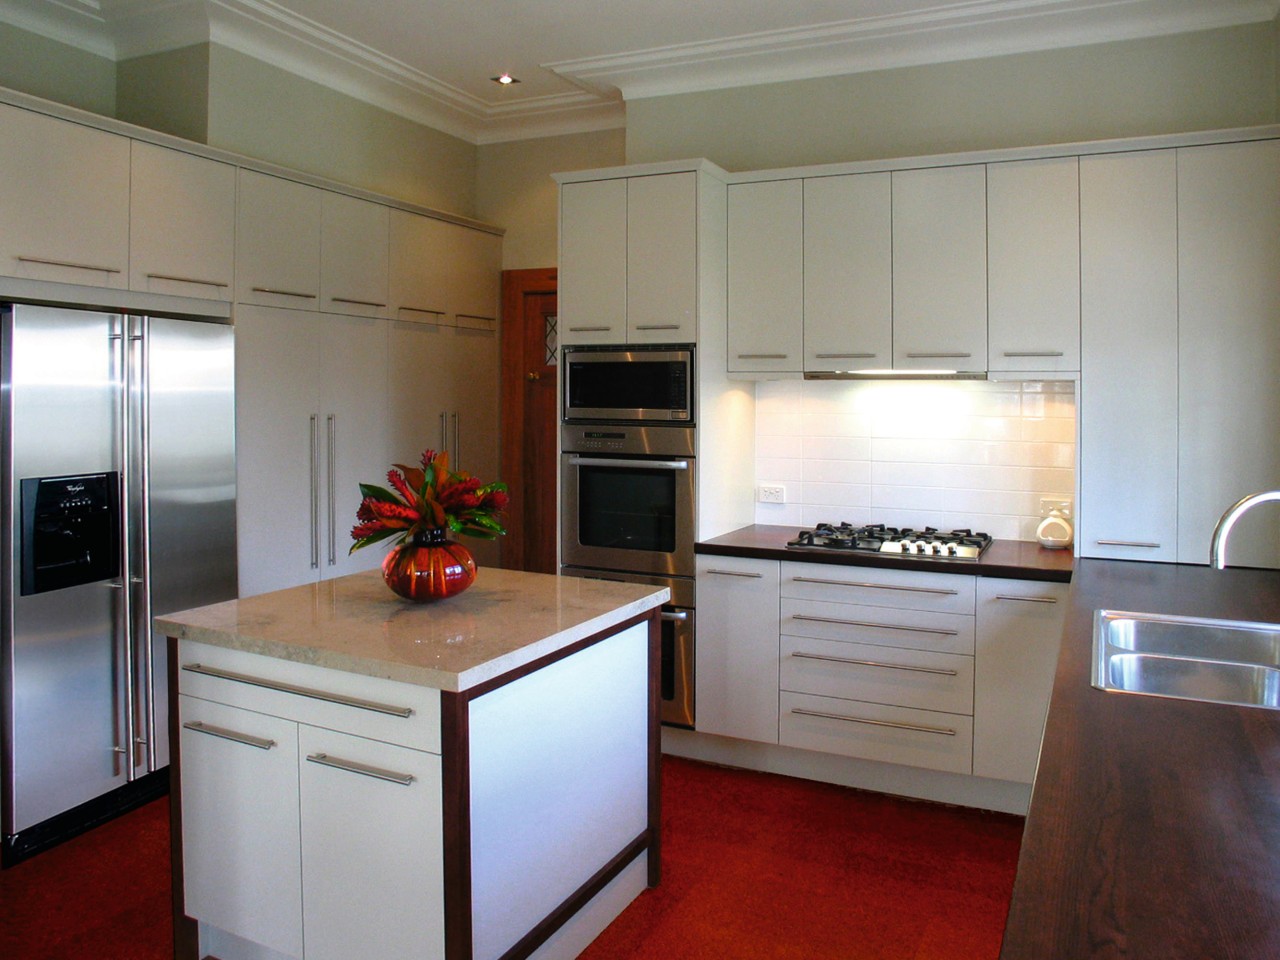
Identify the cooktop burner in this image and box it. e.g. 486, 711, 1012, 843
786, 523, 994, 559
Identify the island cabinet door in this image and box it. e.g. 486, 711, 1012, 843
298, 726, 445, 960
178, 695, 303, 958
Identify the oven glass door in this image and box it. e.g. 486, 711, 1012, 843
561, 453, 696, 577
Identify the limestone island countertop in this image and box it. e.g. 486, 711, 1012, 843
155, 567, 669, 692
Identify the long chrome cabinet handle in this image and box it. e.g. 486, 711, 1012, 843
398, 306, 446, 321
791, 576, 958, 597
440, 411, 448, 451
569, 456, 690, 471
251, 285, 317, 299
17, 254, 121, 273
791, 707, 956, 737
905, 352, 972, 359
1095, 539, 1161, 548
994, 594, 1059, 604
634, 324, 681, 331
737, 353, 788, 360
330, 296, 387, 308
146, 271, 227, 287
1001, 351, 1064, 358
451, 412, 460, 470
133, 316, 157, 772
814, 353, 877, 359
705, 568, 764, 578
309, 415, 320, 569
326, 414, 337, 566
791, 651, 958, 676
306, 753, 415, 786
181, 663, 414, 717
791, 613, 959, 637
568, 325, 613, 333
183, 720, 276, 750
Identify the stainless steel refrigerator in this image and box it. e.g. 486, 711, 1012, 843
1, 302, 236, 864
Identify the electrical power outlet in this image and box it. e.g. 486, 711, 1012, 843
1039, 498, 1073, 518
759, 484, 786, 504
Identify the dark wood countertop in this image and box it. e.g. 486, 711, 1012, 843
696, 524, 1074, 582
1001, 559, 1280, 960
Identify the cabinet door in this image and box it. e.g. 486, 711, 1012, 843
1177, 139, 1280, 569
987, 157, 1080, 373
179, 695, 302, 957
234, 305, 323, 596
319, 314, 389, 579
695, 555, 780, 742
1078, 150, 1178, 562
628, 172, 698, 343
236, 169, 323, 308
388, 208, 451, 324
0, 103, 129, 287
299, 726, 444, 960
443, 223, 502, 330
129, 141, 235, 300
973, 579, 1069, 784
727, 179, 803, 374
892, 165, 987, 371
803, 173, 892, 372
559, 178, 626, 345
321, 192, 389, 317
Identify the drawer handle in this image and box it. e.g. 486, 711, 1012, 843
791, 576, 958, 597
181, 663, 414, 718
146, 271, 228, 287
306, 752, 415, 786
905, 352, 971, 359
791, 651, 958, 676
790, 707, 956, 737
634, 324, 681, 331
18, 255, 121, 274
1095, 539, 1161, 549
705, 568, 765, 579
331, 296, 388, 308
790, 614, 958, 637
737, 353, 788, 360
568, 325, 613, 332
994, 594, 1059, 604
183, 720, 275, 750
1001, 351, 1064, 358
397, 306, 446, 319
251, 285, 318, 299
814, 353, 876, 360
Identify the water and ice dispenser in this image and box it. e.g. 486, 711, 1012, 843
19, 472, 119, 596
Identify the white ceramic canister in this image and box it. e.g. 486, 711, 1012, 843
1036, 508, 1074, 550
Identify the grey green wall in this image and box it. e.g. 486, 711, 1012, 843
476, 128, 625, 270
626, 23, 1280, 170
117, 44, 210, 144
0, 21, 114, 115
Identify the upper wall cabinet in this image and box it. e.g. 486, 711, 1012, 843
727, 179, 803, 374
388, 210, 501, 331
987, 157, 1080, 373
802, 173, 893, 373
0, 103, 130, 289
892, 164, 988, 372
129, 142, 236, 301
321, 192, 389, 318
236, 170, 323, 310
558, 172, 700, 346
437, 223, 501, 330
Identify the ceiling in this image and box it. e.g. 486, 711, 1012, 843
3, 0, 1278, 143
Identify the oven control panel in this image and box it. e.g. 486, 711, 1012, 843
577, 431, 628, 452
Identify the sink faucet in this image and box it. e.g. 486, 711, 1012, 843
1209, 490, 1280, 569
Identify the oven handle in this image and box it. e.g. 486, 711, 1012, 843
568, 456, 690, 470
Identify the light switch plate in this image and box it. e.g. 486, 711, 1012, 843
1039, 497, 1073, 518
759, 484, 786, 504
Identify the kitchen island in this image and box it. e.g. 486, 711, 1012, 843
157, 567, 668, 960
1001, 559, 1280, 959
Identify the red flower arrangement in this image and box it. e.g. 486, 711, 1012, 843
349, 449, 508, 553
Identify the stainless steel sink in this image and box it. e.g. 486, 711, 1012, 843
1093, 610, 1280, 710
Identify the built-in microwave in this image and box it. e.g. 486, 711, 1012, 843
562, 345, 693, 423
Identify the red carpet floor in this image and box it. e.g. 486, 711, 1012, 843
0, 756, 1021, 960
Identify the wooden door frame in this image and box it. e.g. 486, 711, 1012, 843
499, 267, 557, 570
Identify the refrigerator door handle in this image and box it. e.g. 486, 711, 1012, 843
310, 414, 320, 569
130, 317, 156, 773
115, 316, 137, 780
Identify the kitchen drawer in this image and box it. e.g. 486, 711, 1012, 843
780, 691, 973, 775
781, 562, 976, 614
782, 597, 975, 656
780, 635, 974, 715
177, 640, 441, 753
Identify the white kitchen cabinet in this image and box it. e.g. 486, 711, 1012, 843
321, 191, 389, 317
559, 177, 627, 345
727, 179, 803, 374
235, 169, 323, 309
802, 172, 893, 372
626, 172, 698, 343
178, 695, 303, 957
987, 157, 1080, 373
1078, 149, 1179, 562
235, 305, 388, 596
1177, 139, 1280, 569
973, 578, 1069, 784
0, 103, 130, 288
444, 224, 502, 330
128, 141, 236, 300
695, 555, 781, 743
892, 164, 987, 372
388, 208, 451, 324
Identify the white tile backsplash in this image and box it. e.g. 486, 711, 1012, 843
754, 379, 1076, 541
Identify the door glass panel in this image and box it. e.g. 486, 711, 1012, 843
577, 465, 676, 553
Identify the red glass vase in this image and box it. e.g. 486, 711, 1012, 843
382, 528, 477, 602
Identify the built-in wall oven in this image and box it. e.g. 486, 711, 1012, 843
560, 345, 697, 728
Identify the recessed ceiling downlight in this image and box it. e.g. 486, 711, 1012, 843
491, 73, 520, 85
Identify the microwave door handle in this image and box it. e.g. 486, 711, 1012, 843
568, 456, 690, 470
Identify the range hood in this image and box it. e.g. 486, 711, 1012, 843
804, 369, 988, 381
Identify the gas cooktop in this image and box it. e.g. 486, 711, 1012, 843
786, 523, 994, 560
